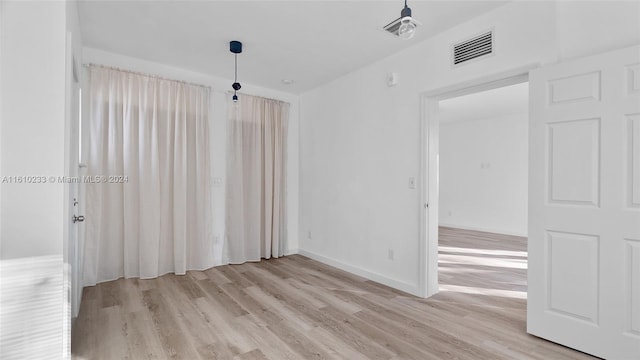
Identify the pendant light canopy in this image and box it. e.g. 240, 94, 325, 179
230, 40, 242, 102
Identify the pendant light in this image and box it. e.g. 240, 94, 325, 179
383, 0, 421, 40
230, 40, 242, 102
398, 0, 416, 40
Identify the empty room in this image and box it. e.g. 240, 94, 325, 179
437, 81, 529, 298
1, 1, 639, 359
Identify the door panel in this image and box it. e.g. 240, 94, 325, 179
548, 118, 600, 205
546, 230, 599, 324
627, 64, 640, 94
630, 115, 640, 208
548, 71, 600, 105
528, 45, 640, 359
629, 239, 640, 337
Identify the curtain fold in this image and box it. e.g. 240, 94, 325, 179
226, 95, 289, 264
83, 66, 213, 286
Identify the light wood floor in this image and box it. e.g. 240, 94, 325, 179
72, 228, 598, 359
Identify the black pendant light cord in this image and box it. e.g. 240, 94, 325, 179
401, 0, 411, 18
229, 40, 242, 101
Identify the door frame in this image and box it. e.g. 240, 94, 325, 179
417, 63, 538, 297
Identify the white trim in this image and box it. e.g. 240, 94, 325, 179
418, 63, 538, 300
284, 248, 299, 256
418, 95, 439, 298
439, 223, 528, 238
297, 249, 421, 297
63, 30, 73, 353
418, 93, 426, 298
423, 64, 535, 100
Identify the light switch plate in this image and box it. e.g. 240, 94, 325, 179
408, 177, 416, 189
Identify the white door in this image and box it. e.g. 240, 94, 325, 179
68, 78, 83, 319
65, 31, 84, 321
528, 45, 640, 359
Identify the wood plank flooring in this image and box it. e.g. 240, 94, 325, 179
72, 228, 598, 359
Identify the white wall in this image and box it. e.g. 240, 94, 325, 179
439, 112, 528, 236
555, 1, 640, 61
0, 1, 68, 358
0, 1, 67, 259
0, 1, 3, 243
298, 1, 640, 295
82, 48, 300, 264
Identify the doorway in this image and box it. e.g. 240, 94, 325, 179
419, 46, 640, 359
418, 70, 531, 298
436, 82, 528, 299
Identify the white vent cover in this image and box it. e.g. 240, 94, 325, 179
453, 31, 493, 65
383, 18, 403, 36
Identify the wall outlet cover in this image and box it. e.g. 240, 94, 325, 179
408, 177, 417, 189
387, 72, 399, 87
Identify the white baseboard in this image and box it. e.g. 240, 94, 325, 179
297, 249, 421, 297
284, 248, 299, 256
439, 223, 527, 237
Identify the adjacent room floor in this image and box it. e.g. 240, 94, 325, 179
72, 228, 597, 359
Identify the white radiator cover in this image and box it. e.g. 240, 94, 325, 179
0, 255, 67, 359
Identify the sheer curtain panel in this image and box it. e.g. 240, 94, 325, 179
83, 66, 213, 286
226, 95, 289, 263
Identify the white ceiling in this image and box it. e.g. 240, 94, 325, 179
438, 82, 529, 123
77, 1, 508, 94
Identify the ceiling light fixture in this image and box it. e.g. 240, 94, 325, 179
383, 0, 421, 40
398, 0, 416, 40
230, 40, 242, 102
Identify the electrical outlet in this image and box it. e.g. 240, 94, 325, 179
211, 177, 223, 187
388, 249, 394, 260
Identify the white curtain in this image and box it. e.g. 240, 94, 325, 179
83, 66, 213, 286
226, 95, 289, 264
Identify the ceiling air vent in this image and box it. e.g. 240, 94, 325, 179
453, 31, 493, 66
383, 18, 403, 36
